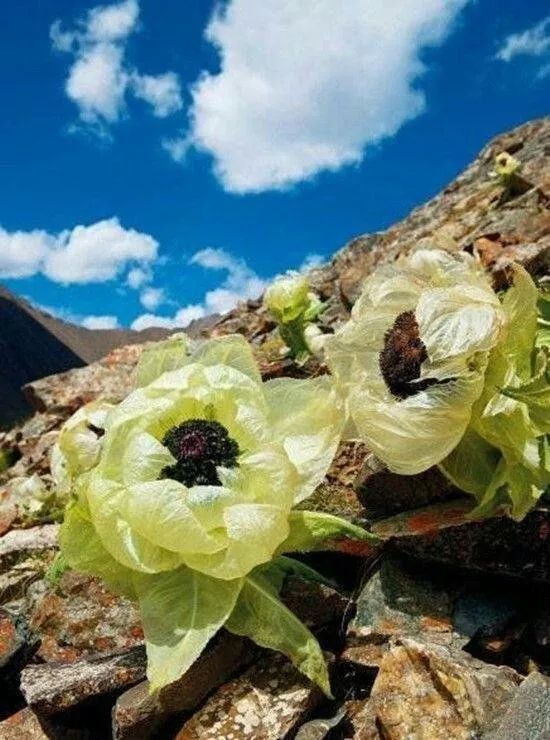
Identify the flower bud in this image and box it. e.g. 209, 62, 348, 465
264, 273, 310, 323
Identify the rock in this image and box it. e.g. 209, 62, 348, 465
174, 653, 324, 740
20, 646, 146, 714
0, 525, 59, 568
112, 633, 255, 740
377, 502, 550, 583
294, 710, 346, 739
22, 343, 143, 415
297, 442, 372, 527
485, 671, 550, 739
355, 456, 461, 518
27, 572, 142, 664
348, 637, 521, 739
0, 609, 26, 669
0, 525, 59, 606
343, 557, 466, 668
281, 576, 349, 631
0, 708, 50, 739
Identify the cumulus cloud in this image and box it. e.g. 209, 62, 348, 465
495, 16, 550, 75
127, 265, 151, 289
0, 218, 158, 285
168, 0, 469, 192
131, 247, 268, 329
51, 0, 182, 133
139, 286, 166, 311
131, 72, 183, 118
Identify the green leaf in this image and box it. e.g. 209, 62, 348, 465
266, 555, 338, 589
500, 349, 550, 433
439, 428, 501, 498
500, 264, 538, 379
469, 458, 546, 521
226, 571, 332, 696
134, 568, 242, 691
277, 510, 379, 554
136, 334, 189, 387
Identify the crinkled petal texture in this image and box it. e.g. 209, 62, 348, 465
326, 249, 505, 474
59, 334, 345, 692
50, 400, 114, 500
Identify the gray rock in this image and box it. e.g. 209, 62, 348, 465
343, 557, 467, 668
20, 646, 146, 714
0, 525, 59, 568
485, 672, 550, 740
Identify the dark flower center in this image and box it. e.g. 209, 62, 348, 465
160, 419, 240, 487
379, 310, 439, 399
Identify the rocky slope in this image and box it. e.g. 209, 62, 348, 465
0, 118, 548, 739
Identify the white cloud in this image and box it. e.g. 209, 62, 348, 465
51, 0, 182, 133
140, 286, 166, 311
131, 247, 267, 329
127, 265, 151, 289
495, 16, 550, 63
131, 304, 205, 331
31, 300, 121, 331
81, 314, 121, 329
0, 218, 158, 285
171, 0, 469, 193
131, 72, 183, 118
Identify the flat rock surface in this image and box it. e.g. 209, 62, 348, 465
174, 653, 323, 740
485, 671, 550, 739
20, 646, 146, 714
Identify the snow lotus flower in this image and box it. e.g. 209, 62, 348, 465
325, 249, 506, 475
326, 249, 549, 520
58, 334, 367, 693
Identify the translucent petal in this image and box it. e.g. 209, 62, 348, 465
351, 373, 485, 474
264, 376, 344, 502
183, 503, 289, 580
417, 285, 503, 365
121, 480, 227, 555
191, 334, 262, 384
60, 498, 136, 599
501, 264, 539, 379
136, 334, 189, 387
52, 400, 114, 494
86, 474, 182, 573
119, 432, 175, 486
134, 567, 242, 691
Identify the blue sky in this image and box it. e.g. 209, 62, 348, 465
0, 0, 548, 330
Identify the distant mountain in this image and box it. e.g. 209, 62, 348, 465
0, 286, 171, 428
